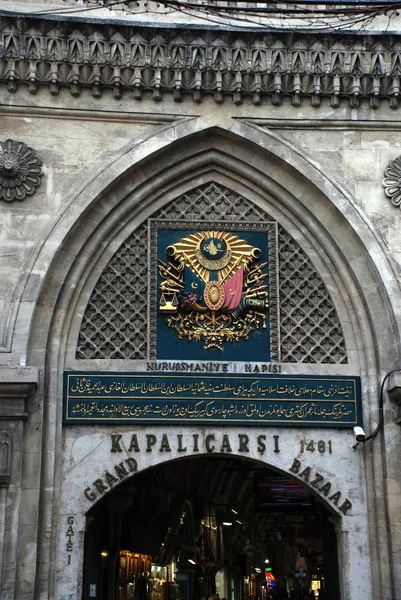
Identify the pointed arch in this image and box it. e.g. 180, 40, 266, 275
75, 180, 347, 365
12, 120, 399, 600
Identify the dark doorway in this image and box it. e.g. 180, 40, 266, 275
82, 456, 340, 600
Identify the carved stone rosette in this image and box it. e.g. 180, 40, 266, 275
382, 156, 401, 208
0, 139, 43, 202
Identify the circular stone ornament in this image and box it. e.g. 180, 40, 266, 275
204, 281, 225, 311
0, 139, 43, 202
382, 156, 401, 208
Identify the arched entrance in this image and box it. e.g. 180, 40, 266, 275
22, 121, 399, 600
58, 426, 363, 600
82, 455, 340, 600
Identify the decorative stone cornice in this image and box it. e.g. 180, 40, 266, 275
0, 139, 43, 202
0, 367, 38, 420
0, 382, 37, 420
1, 16, 401, 107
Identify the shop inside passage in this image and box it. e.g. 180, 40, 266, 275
83, 456, 339, 600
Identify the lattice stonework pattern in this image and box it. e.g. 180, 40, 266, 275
77, 225, 148, 359
278, 229, 347, 363
76, 183, 347, 363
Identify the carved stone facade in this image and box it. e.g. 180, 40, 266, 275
278, 227, 347, 364
77, 223, 149, 360
0, 4, 401, 600
0, 429, 12, 487
1, 16, 401, 107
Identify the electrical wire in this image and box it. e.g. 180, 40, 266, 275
153, 1, 400, 32
135, 0, 401, 33
157, 0, 401, 15
0, 0, 400, 34
0, 0, 130, 15
2, 0, 400, 19
363, 368, 401, 443
159, 1, 400, 20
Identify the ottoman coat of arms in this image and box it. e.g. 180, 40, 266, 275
158, 231, 269, 351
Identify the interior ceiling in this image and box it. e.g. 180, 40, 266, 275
91, 455, 324, 559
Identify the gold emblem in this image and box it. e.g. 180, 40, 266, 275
195, 248, 232, 271
159, 230, 269, 350
166, 230, 259, 283
203, 239, 223, 256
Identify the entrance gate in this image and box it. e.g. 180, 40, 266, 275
24, 123, 399, 600
57, 426, 365, 600
81, 455, 340, 600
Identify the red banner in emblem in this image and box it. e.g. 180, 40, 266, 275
223, 267, 243, 311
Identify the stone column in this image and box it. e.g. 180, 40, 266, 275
385, 372, 401, 599
0, 368, 38, 600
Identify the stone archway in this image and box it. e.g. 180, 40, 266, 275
22, 122, 400, 600
80, 452, 342, 600
61, 439, 350, 600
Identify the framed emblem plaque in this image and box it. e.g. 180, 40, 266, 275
149, 220, 279, 362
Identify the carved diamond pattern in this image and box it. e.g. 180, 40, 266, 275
155, 183, 265, 222
76, 182, 347, 363
76, 226, 148, 359
278, 228, 347, 363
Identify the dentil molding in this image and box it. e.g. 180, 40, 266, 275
1, 16, 401, 107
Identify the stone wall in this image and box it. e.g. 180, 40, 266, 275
1, 11, 401, 600
2, 89, 401, 363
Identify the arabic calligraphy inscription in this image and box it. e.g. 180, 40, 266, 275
63, 372, 362, 427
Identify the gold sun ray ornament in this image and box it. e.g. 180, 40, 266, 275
159, 230, 269, 350
166, 230, 260, 284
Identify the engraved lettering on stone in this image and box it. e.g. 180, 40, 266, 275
289, 457, 352, 515
66, 516, 75, 560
